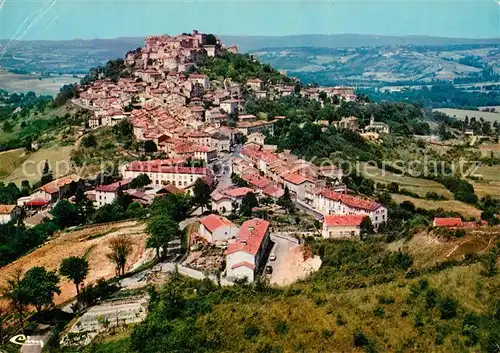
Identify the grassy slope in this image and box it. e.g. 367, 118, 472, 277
391, 194, 482, 219
81, 229, 499, 353
362, 163, 452, 198
470, 165, 500, 199
3, 145, 74, 184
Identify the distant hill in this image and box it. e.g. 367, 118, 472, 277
1, 34, 499, 84
221, 34, 500, 52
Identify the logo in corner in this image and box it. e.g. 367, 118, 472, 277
9, 334, 44, 348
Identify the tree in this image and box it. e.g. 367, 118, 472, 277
240, 192, 259, 217
151, 193, 191, 222
81, 134, 97, 148
40, 160, 53, 185
51, 200, 78, 228
360, 216, 374, 240
144, 140, 157, 153
22, 267, 60, 312
205, 33, 217, 45
439, 297, 457, 319
60, 256, 89, 296
130, 174, 152, 189
146, 216, 181, 258
480, 245, 499, 277
1, 269, 28, 330
107, 236, 134, 277
277, 186, 294, 213
193, 179, 211, 212
75, 184, 95, 224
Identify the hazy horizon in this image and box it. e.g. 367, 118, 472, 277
1, 0, 498, 42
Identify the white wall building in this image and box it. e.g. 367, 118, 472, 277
198, 214, 240, 243
225, 218, 270, 283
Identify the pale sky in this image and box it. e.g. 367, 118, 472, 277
1, 0, 499, 40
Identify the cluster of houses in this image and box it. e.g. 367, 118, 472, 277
197, 214, 271, 282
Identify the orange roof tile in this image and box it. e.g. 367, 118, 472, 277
324, 215, 365, 227
200, 214, 235, 233
226, 218, 270, 256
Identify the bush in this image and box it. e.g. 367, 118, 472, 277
243, 324, 260, 339
373, 307, 385, 317
353, 328, 369, 347
439, 297, 458, 320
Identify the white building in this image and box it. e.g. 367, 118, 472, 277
0, 205, 20, 224
95, 179, 132, 208
306, 188, 387, 229
225, 218, 271, 283
198, 214, 240, 243
123, 160, 212, 190
322, 214, 366, 239
211, 187, 254, 214
281, 173, 315, 200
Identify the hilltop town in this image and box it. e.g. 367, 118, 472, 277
0, 30, 499, 353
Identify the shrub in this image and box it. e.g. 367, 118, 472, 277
353, 328, 369, 347
243, 324, 260, 339
373, 307, 385, 317
274, 319, 289, 335
439, 297, 458, 320
425, 288, 439, 309
377, 295, 395, 305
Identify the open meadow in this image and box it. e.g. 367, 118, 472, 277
433, 108, 500, 123
2, 145, 74, 184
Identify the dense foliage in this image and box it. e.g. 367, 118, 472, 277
0, 221, 58, 267
199, 51, 294, 85
363, 83, 500, 109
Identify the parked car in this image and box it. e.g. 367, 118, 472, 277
265, 266, 273, 274
269, 254, 277, 261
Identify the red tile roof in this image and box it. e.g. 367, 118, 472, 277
161, 184, 183, 194
96, 178, 132, 193
324, 214, 365, 227
224, 187, 254, 198
282, 173, 311, 185
200, 214, 235, 233
433, 217, 463, 228
242, 173, 272, 190
319, 189, 381, 211
230, 261, 256, 270
126, 161, 210, 176
0, 205, 16, 214
262, 185, 285, 198
226, 218, 270, 256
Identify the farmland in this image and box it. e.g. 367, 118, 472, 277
361, 163, 452, 198
433, 108, 500, 123
391, 194, 482, 219
0, 69, 78, 96
0, 220, 150, 305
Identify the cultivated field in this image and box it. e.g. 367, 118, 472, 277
0, 70, 78, 96
469, 164, 500, 199
2, 145, 74, 184
391, 194, 482, 219
433, 108, 500, 123
362, 163, 452, 198
0, 220, 150, 305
